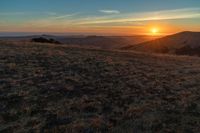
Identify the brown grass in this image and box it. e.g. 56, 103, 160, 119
0, 41, 200, 132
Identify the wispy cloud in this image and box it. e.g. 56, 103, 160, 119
99, 10, 120, 14
19, 7, 200, 32
50, 13, 80, 19
0, 11, 79, 19
79, 8, 200, 25
1, 7, 200, 33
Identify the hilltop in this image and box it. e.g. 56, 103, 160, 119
122, 31, 200, 56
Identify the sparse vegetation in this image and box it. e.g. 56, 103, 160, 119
0, 41, 200, 133
176, 45, 200, 56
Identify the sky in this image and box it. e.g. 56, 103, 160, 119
0, 0, 200, 35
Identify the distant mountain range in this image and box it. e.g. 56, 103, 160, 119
0, 35, 159, 49
1, 31, 200, 56
122, 31, 200, 56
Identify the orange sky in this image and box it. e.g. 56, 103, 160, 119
0, 1, 200, 36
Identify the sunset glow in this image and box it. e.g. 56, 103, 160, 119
0, 0, 200, 35
151, 27, 159, 35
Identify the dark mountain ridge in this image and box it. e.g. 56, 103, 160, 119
122, 31, 200, 56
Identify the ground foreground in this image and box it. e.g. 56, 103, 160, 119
0, 41, 200, 133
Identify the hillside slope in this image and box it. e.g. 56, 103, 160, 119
0, 41, 200, 132
122, 31, 200, 56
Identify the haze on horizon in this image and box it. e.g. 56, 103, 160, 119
0, 0, 200, 36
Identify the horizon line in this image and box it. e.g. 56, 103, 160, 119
0, 31, 198, 37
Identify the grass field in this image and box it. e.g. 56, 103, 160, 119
0, 41, 200, 133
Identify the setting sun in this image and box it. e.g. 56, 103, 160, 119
151, 28, 159, 35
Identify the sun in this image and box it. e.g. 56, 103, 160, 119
151, 27, 159, 35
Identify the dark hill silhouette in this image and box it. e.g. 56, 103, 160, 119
31, 37, 61, 44
122, 31, 200, 56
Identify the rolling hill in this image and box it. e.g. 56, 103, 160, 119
0, 40, 200, 132
122, 31, 200, 56
0, 35, 159, 50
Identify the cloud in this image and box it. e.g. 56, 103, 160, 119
50, 13, 80, 19
99, 10, 120, 14
28, 7, 199, 29
1, 7, 200, 33
79, 8, 200, 25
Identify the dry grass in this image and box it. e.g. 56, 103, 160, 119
0, 41, 200, 133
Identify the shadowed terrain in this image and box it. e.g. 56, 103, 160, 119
122, 31, 200, 56
0, 41, 200, 132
